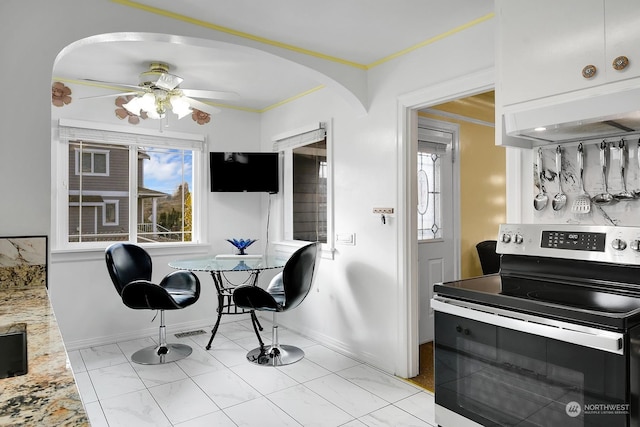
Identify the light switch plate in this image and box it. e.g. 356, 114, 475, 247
336, 233, 355, 245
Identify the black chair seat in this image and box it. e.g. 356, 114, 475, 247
476, 240, 500, 275
106, 243, 200, 364
233, 243, 320, 366
233, 284, 282, 312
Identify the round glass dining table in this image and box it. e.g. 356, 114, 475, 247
169, 255, 286, 350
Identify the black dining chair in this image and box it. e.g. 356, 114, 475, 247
233, 242, 321, 366
476, 240, 500, 275
105, 243, 200, 364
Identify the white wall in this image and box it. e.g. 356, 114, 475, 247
0, 0, 496, 374
260, 22, 495, 373
49, 97, 265, 348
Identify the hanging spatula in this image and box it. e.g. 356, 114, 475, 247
572, 143, 591, 214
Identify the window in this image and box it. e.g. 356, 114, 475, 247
103, 200, 118, 226
54, 122, 204, 248
292, 140, 327, 242
417, 126, 450, 241
75, 148, 109, 175
417, 149, 442, 240
274, 123, 332, 250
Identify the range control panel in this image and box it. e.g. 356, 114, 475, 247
541, 230, 606, 252
497, 224, 640, 265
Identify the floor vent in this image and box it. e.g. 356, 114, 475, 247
174, 329, 207, 338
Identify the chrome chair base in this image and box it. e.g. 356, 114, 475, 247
131, 343, 193, 365
246, 344, 305, 366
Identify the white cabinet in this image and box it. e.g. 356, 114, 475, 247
498, 0, 640, 107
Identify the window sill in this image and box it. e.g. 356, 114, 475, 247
51, 243, 211, 263
271, 240, 334, 260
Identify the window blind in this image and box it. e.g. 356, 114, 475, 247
58, 120, 204, 150
273, 125, 326, 152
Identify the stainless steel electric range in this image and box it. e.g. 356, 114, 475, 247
432, 224, 640, 427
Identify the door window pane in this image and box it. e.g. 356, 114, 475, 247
418, 151, 442, 240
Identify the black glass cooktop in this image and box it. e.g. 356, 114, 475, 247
434, 274, 640, 330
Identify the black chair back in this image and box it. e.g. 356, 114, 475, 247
476, 240, 500, 275
282, 242, 320, 310
105, 243, 153, 295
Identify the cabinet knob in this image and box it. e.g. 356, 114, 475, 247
582, 64, 597, 79
612, 56, 629, 71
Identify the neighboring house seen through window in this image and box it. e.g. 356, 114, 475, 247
55, 123, 203, 248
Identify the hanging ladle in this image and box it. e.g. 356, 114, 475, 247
552, 145, 567, 210
534, 147, 548, 211
633, 139, 640, 198
592, 141, 615, 205
614, 139, 635, 200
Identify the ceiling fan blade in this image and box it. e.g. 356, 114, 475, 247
181, 88, 240, 100
183, 97, 221, 115
81, 79, 143, 91
80, 91, 140, 100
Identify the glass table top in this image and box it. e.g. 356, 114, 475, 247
169, 255, 287, 272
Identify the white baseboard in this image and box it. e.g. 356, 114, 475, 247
63, 319, 217, 351
258, 314, 392, 375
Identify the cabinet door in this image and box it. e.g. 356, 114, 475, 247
605, 0, 640, 81
499, 0, 604, 106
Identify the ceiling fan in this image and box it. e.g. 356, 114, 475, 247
82, 62, 239, 120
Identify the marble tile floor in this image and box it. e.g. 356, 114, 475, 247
68, 318, 437, 427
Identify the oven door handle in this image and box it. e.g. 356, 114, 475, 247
431, 297, 624, 355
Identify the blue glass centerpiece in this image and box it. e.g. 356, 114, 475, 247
226, 238, 257, 255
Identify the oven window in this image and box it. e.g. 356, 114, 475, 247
435, 312, 628, 426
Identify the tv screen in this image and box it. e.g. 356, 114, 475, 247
210, 152, 279, 193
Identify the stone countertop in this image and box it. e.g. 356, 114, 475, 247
0, 286, 89, 426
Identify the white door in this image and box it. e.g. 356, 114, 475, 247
417, 119, 457, 344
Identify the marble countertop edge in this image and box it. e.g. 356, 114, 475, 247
0, 286, 89, 426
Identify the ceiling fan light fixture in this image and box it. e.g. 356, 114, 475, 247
140, 92, 159, 112
170, 95, 192, 119
122, 96, 143, 115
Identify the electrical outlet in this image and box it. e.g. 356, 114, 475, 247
373, 208, 394, 214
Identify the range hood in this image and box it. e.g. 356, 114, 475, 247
504, 86, 640, 143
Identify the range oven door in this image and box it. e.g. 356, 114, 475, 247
432, 298, 630, 427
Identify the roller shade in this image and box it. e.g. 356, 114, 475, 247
58, 119, 204, 150
273, 124, 326, 152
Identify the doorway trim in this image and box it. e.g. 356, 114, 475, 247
416, 116, 461, 345
395, 67, 494, 378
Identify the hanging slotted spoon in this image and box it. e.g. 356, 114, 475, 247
572, 143, 591, 214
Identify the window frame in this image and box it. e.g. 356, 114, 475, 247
75, 147, 109, 176
52, 119, 207, 251
272, 120, 334, 258
102, 200, 119, 226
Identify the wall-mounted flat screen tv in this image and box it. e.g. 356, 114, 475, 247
210, 152, 279, 193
